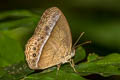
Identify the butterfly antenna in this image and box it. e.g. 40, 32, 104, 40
74, 40, 91, 49
73, 32, 85, 48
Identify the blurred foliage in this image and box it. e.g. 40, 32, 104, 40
0, 0, 120, 79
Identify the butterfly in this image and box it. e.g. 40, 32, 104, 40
25, 7, 90, 72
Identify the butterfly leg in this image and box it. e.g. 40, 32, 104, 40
69, 59, 77, 73
57, 64, 61, 71
56, 64, 61, 79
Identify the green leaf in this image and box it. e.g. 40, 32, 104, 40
59, 53, 120, 77
0, 17, 40, 46
0, 17, 39, 30
0, 10, 37, 20
74, 47, 86, 63
76, 53, 120, 77
23, 70, 87, 80
87, 53, 100, 62
0, 33, 24, 67
0, 61, 33, 80
0, 68, 6, 78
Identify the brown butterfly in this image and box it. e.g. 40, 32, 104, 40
25, 7, 90, 72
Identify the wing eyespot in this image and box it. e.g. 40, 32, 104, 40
33, 53, 36, 57
41, 36, 44, 39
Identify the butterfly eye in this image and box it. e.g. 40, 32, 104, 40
33, 53, 36, 57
